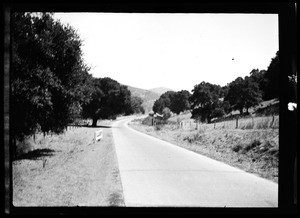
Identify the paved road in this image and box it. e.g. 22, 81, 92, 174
112, 116, 278, 207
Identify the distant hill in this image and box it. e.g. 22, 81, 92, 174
149, 87, 174, 95
126, 85, 161, 114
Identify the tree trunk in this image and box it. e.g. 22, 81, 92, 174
271, 113, 275, 127
239, 108, 243, 116
92, 117, 98, 127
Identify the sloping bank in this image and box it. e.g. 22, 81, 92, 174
129, 120, 278, 183
13, 120, 125, 206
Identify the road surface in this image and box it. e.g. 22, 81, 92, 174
112, 116, 278, 207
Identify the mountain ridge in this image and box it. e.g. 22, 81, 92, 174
125, 85, 173, 113
149, 87, 174, 95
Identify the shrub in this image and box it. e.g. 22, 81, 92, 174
162, 107, 172, 120
108, 115, 117, 120
268, 148, 279, 157
243, 139, 261, 152
155, 124, 163, 131
232, 144, 243, 152
183, 132, 203, 143
183, 135, 193, 143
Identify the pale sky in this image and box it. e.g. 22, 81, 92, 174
53, 13, 278, 92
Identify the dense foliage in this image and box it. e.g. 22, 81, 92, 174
224, 76, 262, 115
152, 90, 191, 115
11, 13, 144, 155
81, 77, 143, 126
152, 91, 176, 114
264, 51, 279, 100
189, 52, 278, 123
11, 12, 91, 142
189, 82, 224, 123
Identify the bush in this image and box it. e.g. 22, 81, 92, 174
243, 139, 261, 152
183, 132, 203, 143
162, 107, 172, 120
183, 135, 193, 143
108, 115, 117, 120
155, 124, 163, 131
232, 144, 243, 152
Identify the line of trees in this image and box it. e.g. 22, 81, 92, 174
11, 12, 144, 154
190, 52, 279, 123
152, 51, 279, 123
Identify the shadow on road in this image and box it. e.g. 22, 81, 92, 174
15, 148, 56, 161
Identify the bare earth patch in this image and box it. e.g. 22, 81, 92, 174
129, 122, 278, 183
13, 120, 125, 206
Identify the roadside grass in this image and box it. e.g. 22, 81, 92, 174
129, 119, 278, 183
171, 115, 279, 131
13, 120, 125, 206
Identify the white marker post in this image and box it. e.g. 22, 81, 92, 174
94, 130, 103, 143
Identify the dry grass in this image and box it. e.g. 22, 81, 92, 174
165, 114, 279, 131
129, 120, 279, 183
12, 120, 125, 207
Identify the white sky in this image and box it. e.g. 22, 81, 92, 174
53, 13, 278, 92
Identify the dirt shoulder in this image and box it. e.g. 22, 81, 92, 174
13, 121, 125, 206
129, 121, 278, 183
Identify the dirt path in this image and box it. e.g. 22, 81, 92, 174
13, 121, 125, 206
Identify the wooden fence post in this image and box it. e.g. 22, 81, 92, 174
271, 114, 275, 127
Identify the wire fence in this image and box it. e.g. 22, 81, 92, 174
176, 115, 279, 131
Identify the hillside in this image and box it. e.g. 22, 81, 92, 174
129, 98, 280, 183
126, 85, 161, 113
149, 87, 174, 95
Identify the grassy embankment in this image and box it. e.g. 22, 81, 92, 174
13, 120, 125, 206
129, 108, 279, 183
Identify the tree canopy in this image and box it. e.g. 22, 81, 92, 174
125, 96, 145, 115
11, 12, 91, 141
170, 90, 191, 114
82, 77, 137, 126
224, 76, 262, 115
152, 90, 191, 115
264, 51, 279, 100
152, 91, 176, 114
189, 82, 225, 123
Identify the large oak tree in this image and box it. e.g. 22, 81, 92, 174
11, 12, 91, 149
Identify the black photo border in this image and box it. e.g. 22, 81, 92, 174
1, 0, 297, 215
